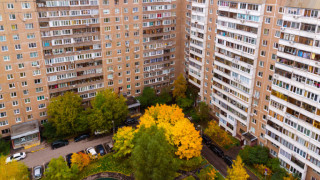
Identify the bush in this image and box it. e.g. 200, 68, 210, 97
180, 156, 203, 171
0, 136, 10, 156
254, 164, 272, 177
239, 145, 269, 165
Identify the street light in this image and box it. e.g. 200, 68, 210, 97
112, 120, 115, 143
198, 125, 202, 137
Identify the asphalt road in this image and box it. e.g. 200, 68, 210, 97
202, 145, 259, 180
20, 135, 112, 168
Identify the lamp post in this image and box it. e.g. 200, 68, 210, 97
112, 120, 115, 143
198, 125, 202, 137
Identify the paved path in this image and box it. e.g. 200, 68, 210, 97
202, 145, 259, 180
20, 135, 112, 168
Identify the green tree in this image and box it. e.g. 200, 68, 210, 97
0, 156, 29, 180
48, 92, 87, 136
136, 87, 157, 109
0, 136, 10, 156
173, 74, 187, 99
42, 122, 58, 141
88, 89, 128, 132
131, 125, 180, 180
239, 145, 269, 165
177, 97, 193, 111
196, 102, 210, 122
155, 86, 173, 105
44, 156, 78, 180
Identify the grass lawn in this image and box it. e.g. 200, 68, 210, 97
245, 165, 263, 180
183, 176, 196, 180
196, 164, 225, 180
77, 154, 133, 179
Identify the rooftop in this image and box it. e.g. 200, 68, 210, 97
11, 120, 39, 139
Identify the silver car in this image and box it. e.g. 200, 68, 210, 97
34, 166, 43, 179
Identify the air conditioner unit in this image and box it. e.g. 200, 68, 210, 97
86, 24, 90, 26
45, 97, 49, 100
22, 19, 26, 22
293, 15, 299, 19
315, 62, 319, 65
289, 41, 294, 44
90, 14, 94, 17
280, 27, 285, 31
274, 74, 279, 78
250, 113, 254, 116
72, 85, 76, 88
246, 10, 250, 14
36, 66, 40, 69
240, 19, 245, 23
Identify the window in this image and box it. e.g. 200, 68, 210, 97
2, 128, 10, 134
275, 31, 280, 38
9, 83, 15, 89
15, 44, 21, 50
27, 114, 33, 120
20, 72, 25, 78
9, 14, 16, 20
278, 7, 284, 13
23, 90, 29, 95
25, 23, 33, 29
30, 52, 38, 58
22, 2, 31, 9
0, 25, 4, 31
11, 92, 17, 98
5, 65, 12, 71
259, 61, 264, 67
3, 56, 10, 61
0, 103, 5, 109
37, 96, 45, 101
22, 81, 27, 86
262, 40, 267, 46
13, 34, 19, 40
11, 24, 17, 30
0, 120, 8, 127
265, 17, 271, 24
260, 51, 266, 56
7, 74, 13, 80
276, 19, 283, 26
267, 6, 272, 12
17, 54, 23, 60
26, 107, 32, 112
7, 3, 14, 9
34, 79, 42, 85
16, 117, 21, 123
258, 71, 263, 77
2, 46, 8, 51
0, 36, 6, 42
38, 103, 46, 109
263, 29, 269, 35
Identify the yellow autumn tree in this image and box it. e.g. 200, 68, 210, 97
283, 174, 298, 180
208, 168, 217, 179
71, 152, 90, 170
0, 156, 29, 180
254, 164, 271, 177
226, 156, 249, 180
173, 74, 187, 99
205, 121, 232, 147
139, 104, 202, 159
113, 126, 135, 158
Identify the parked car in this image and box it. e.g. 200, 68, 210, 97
223, 155, 233, 167
51, 140, 69, 149
95, 144, 106, 156
33, 165, 43, 179
124, 118, 137, 125
202, 134, 212, 145
209, 144, 224, 157
105, 142, 114, 153
66, 153, 73, 167
86, 147, 98, 158
74, 134, 90, 142
94, 129, 108, 136
6, 152, 26, 164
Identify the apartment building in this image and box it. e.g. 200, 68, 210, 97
0, 0, 181, 145
183, 0, 320, 179
0, 0, 50, 147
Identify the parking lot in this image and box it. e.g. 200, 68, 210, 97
19, 135, 113, 179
